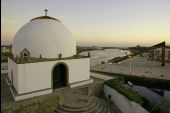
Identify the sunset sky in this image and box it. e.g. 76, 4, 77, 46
1, 0, 170, 47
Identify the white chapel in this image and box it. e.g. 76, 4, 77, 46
7, 10, 93, 101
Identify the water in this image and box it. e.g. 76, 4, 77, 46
80, 49, 130, 66
81, 48, 170, 106
132, 85, 170, 105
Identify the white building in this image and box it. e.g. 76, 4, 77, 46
1, 46, 12, 53
7, 13, 93, 101
154, 48, 170, 61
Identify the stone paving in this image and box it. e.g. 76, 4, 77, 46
91, 55, 170, 80
1, 62, 8, 74
53, 83, 119, 113
1, 74, 14, 105
54, 94, 112, 113
1, 62, 8, 70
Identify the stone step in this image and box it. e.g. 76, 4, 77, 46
94, 104, 104, 113
60, 98, 97, 112
54, 109, 68, 113
81, 99, 100, 113
100, 99, 111, 113
97, 101, 109, 113
62, 97, 95, 110
54, 96, 113, 113
101, 106, 108, 113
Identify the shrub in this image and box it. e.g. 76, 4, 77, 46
1, 52, 13, 62
91, 71, 170, 90
104, 78, 143, 104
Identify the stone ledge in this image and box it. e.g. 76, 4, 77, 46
9, 85, 52, 101
69, 79, 93, 88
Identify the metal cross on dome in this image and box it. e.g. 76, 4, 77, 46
44, 9, 48, 16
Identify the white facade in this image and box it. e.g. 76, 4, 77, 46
12, 19, 76, 58
8, 15, 92, 101
154, 48, 170, 60
8, 57, 92, 101
1, 46, 11, 53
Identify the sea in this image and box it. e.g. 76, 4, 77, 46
81, 48, 170, 105
80, 48, 130, 66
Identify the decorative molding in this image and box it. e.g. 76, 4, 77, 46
19, 48, 31, 63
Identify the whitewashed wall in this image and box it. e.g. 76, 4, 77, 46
8, 58, 19, 91
104, 85, 149, 113
17, 62, 52, 94
67, 58, 90, 83
15, 58, 90, 94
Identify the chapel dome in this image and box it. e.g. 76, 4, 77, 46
12, 15, 76, 58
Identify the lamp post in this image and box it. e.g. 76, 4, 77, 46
129, 56, 132, 75
108, 94, 113, 113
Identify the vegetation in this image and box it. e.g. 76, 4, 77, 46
77, 46, 129, 54
108, 55, 129, 63
150, 105, 170, 113
1, 45, 12, 62
1, 52, 12, 62
104, 78, 143, 104
1, 45, 12, 48
1, 54, 8, 62
142, 97, 170, 113
128, 45, 152, 55
91, 71, 170, 90
96, 71, 170, 113
76, 46, 103, 54
102, 47, 125, 50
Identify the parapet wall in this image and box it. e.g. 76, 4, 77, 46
88, 81, 104, 97
104, 85, 149, 113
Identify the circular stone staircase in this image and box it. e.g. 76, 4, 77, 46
53, 95, 112, 113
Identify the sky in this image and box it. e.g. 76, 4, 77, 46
1, 0, 170, 47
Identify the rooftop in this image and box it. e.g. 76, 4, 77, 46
11, 55, 90, 64
31, 16, 60, 21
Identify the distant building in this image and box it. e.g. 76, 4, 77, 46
154, 48, 170, 61
91, 46, 103, 50
1, 46, 12, 53
146, 53, 154, 61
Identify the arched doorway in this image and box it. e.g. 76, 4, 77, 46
52, 63, 67, 89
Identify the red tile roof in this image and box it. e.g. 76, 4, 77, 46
31, 16, 60, 21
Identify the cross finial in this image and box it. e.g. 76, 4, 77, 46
44, 9, 48, 16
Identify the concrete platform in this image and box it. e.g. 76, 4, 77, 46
91, 72, 113, 80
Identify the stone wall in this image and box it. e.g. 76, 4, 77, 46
1, 93, 64, 113
88, 82, 104, 97
2, 80, 105, 113
104, 85, 149, 113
